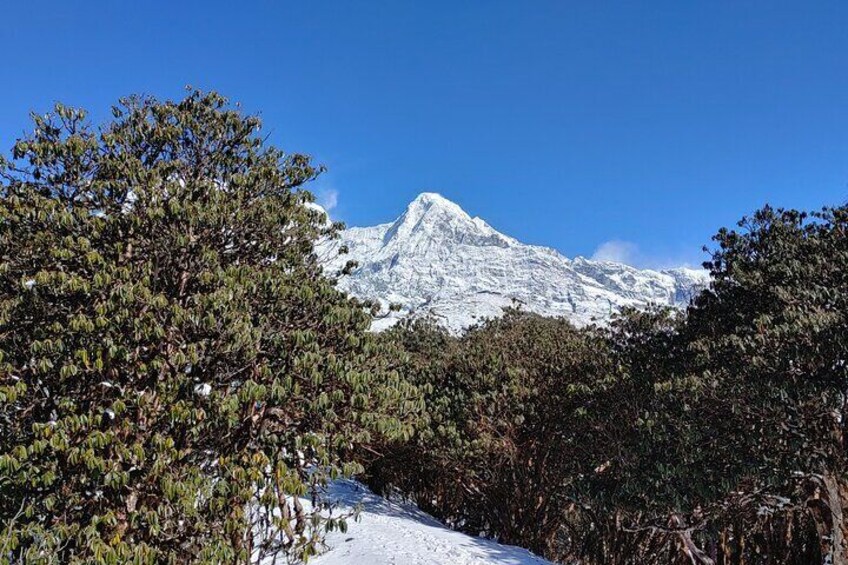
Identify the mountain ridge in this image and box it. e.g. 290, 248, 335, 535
316, 193, 709, 332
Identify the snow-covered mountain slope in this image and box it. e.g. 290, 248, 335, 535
316, 192, 708, 332
309, 480, 552, 565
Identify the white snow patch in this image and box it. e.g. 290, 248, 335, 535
306, 480, 553, 565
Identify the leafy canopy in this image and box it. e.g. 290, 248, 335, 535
0, 90, 421, 564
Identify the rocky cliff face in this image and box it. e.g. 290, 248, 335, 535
316, 192, 708, 332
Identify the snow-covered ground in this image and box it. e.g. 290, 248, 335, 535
309, 480, 553, 565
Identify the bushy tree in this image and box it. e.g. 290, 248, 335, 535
582, 205, 848, 563
367, 311, 619, 559
682, 205, 848, 562
0, 91, 421, 563
570, 306, 819, 564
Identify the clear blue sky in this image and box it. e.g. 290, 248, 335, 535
2, 1, 846, 267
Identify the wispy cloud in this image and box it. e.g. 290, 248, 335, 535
591, 240, 639, 264
591, 240, 704, 270
316, 187, 339, 212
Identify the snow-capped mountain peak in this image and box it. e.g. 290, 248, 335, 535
400, 191, 467, 221
382, 192, 514, 248
317, 193, 708, 332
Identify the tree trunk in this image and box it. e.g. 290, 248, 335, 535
670, 514, 715, 565
806, 472, 848, 565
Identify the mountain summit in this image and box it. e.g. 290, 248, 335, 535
382, 192, 514, 248
316, 193, 708, 332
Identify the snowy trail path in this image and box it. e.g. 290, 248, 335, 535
310, 480, 553, 565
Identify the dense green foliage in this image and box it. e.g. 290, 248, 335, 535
368, 313, 618, 556
367, 205, 848, 564
0, 91, 421, 563
1, 89, 845, 565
